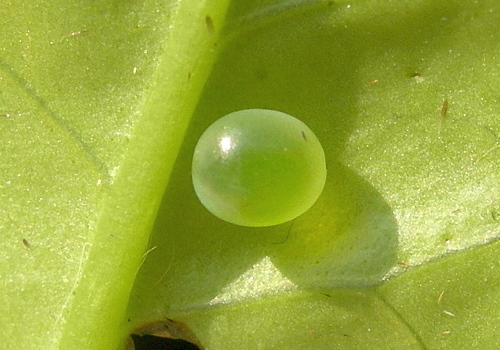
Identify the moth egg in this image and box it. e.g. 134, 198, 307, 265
192, 109, 326, 227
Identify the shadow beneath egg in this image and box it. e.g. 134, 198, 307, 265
267, 161, 398, 289
122, 0, 476, 321
126, 2, 398, 319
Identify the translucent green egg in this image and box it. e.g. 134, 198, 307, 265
192, 109, 327, 227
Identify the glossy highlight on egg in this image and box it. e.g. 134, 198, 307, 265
192, 109, 326, 227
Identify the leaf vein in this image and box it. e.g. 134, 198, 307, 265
0, 58, 108, 177
374, 290, 429, 350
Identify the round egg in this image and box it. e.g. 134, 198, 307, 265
192, 109, 326, 227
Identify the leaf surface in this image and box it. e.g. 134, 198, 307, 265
0, 1, 230, 349
128, 0, 500, 348
1, 0, 498, 349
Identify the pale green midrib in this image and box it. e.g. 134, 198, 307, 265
55, 1, 232, 349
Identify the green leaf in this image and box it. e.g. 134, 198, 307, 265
1, 0, 499, 349
1, 1, 231, 349
160, 240, 500, 349
128, 0, 499, 348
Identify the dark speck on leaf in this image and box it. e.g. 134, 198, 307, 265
22, 238, 31, 248
205, 15, 214, 38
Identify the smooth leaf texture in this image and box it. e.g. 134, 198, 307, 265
1, 0, 499, 349
0, 1, 231, 349
128, 0, 499, 348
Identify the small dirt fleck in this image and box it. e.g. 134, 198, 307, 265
205, 16, 214, 38
22, 238, 31, 248
301, 130, 307, 141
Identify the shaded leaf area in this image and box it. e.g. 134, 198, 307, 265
171, 239, 500, 349
0, 0, 231, 349
1, 0, 497, 349
377, 239, 500, 349
128, 0, 499, 348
